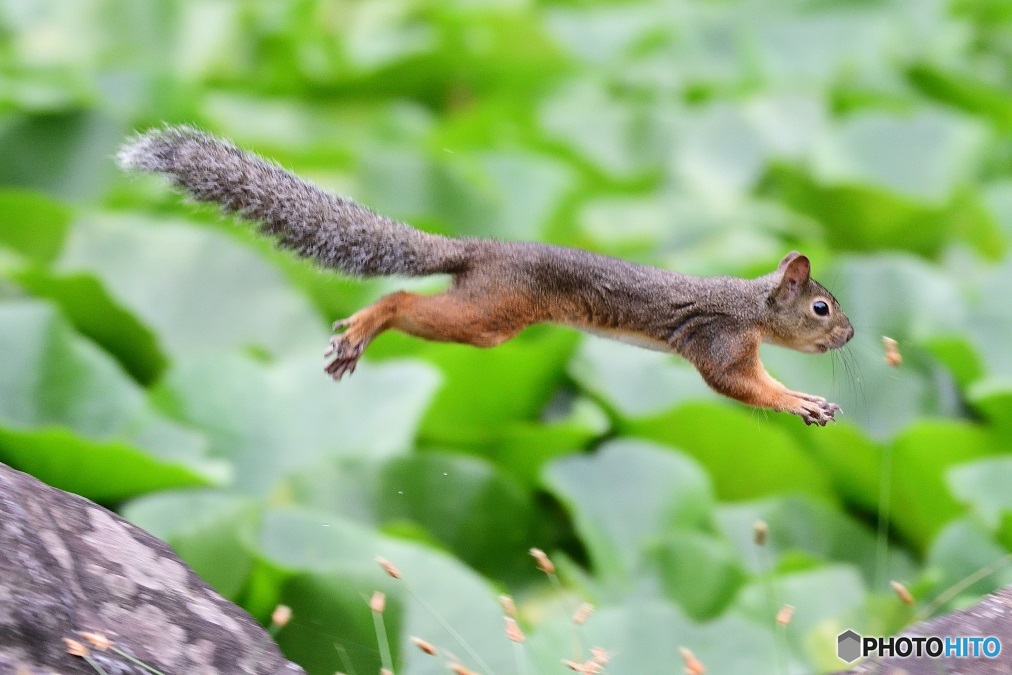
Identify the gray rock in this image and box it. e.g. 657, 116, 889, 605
0, 462, 304, 674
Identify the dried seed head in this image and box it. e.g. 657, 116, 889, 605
380, 669, 393, 675
78, 631, 112, 651
64, 638, 90, 657
369, 591, 386, 614
883, 337, 902, 367
680, 646, 706, 675
529, 547, 555, 574
753, 520, 768, 546
271, 604, 292, 628
571, 602, 594, 625
499, 594, 516, 617
891, 580, 914, 605
504, 616, 525, 643
410, 636, 438, 656
591, 647, 610, 665
562, 660, 583, 672
376, 556, 401, 579
449, 663, 478, 675
775, 604, 794, 626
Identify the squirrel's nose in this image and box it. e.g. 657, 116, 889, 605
845, 325, 855, 343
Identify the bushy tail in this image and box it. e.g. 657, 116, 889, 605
117, 126, 469, 277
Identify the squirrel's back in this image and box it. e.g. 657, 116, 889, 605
117, 126, 470, 277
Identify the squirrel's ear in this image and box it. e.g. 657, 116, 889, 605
777, 251, 803, 271
774, 253, 811, 301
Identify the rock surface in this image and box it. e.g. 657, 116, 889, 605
0, 462, 304, 674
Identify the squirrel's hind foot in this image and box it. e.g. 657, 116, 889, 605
800, 399, 841, 426
324, 322, 367, 380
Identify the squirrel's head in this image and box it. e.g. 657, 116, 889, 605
762, 251, 854, 354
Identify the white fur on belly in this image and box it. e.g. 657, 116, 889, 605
566, 323, 672, 352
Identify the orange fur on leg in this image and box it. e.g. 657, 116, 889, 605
324, 290, 531, 379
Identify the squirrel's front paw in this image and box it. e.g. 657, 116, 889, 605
798, 398, 841, 427
324, 321, 366, 380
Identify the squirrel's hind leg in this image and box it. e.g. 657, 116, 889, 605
325, 289, 531, 380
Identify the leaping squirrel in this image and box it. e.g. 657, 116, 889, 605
118, 126, 854, 426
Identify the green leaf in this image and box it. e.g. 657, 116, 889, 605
0, 189, 71, 264
56, 212, 330, 358
624, 402, 833, 501
968, 381, 1012, 430
670, 103, 768, 202
0, 299, 224, 500
568, 335, 717, 419
890, 421, 997, 551
486, 396, 608, 487
760, 164, 998, 257
982, 181, 1012, 249
154, 354, 439, 496
342, 1, 436, 69
734, 565, 869, 669
966, 257, 1012, 381
794, 425, 882, 515
251, 507, 517, 675
650, 531, 746, 620
750, 9, 892, 87
419, 328, 577, 443
925, 517, 1012, 614
0, 425, 223, 502
540, 78, 669, 178
266, 570, 400, 674
830, 255, 967, 341
924, 335, 985, 389
360, 146, 575, 242
718, 496, 916, 587
948, 457, 1012, 529
528, 600, 793, 673
289, 452, 539, 580
810, 108, 987, 203
543, 439, 714, 587
0, 111, 126, 202
432, 151, 575, 241
545, 5, 659, 65
908, 65, 1012, 132
13, 268, 166, 384
122, 490, 260, 599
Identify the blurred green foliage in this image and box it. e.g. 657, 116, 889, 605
0, 0, 1010, 672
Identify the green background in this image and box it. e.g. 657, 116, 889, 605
0, 0, 1010, 672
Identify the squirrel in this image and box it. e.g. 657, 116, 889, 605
117, 126, 854, 426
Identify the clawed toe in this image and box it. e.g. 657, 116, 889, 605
325, 354, 359, 380
324, 343, 363, 380
323, 328, 365, 381
323, 335, 341, 357
801, 400, 842, 426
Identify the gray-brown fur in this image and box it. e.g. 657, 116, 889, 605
117, 126, 469, 277
120, 127, 854, 424
485, 240, 777, 356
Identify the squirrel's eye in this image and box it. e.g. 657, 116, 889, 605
813, 301, 830, 317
